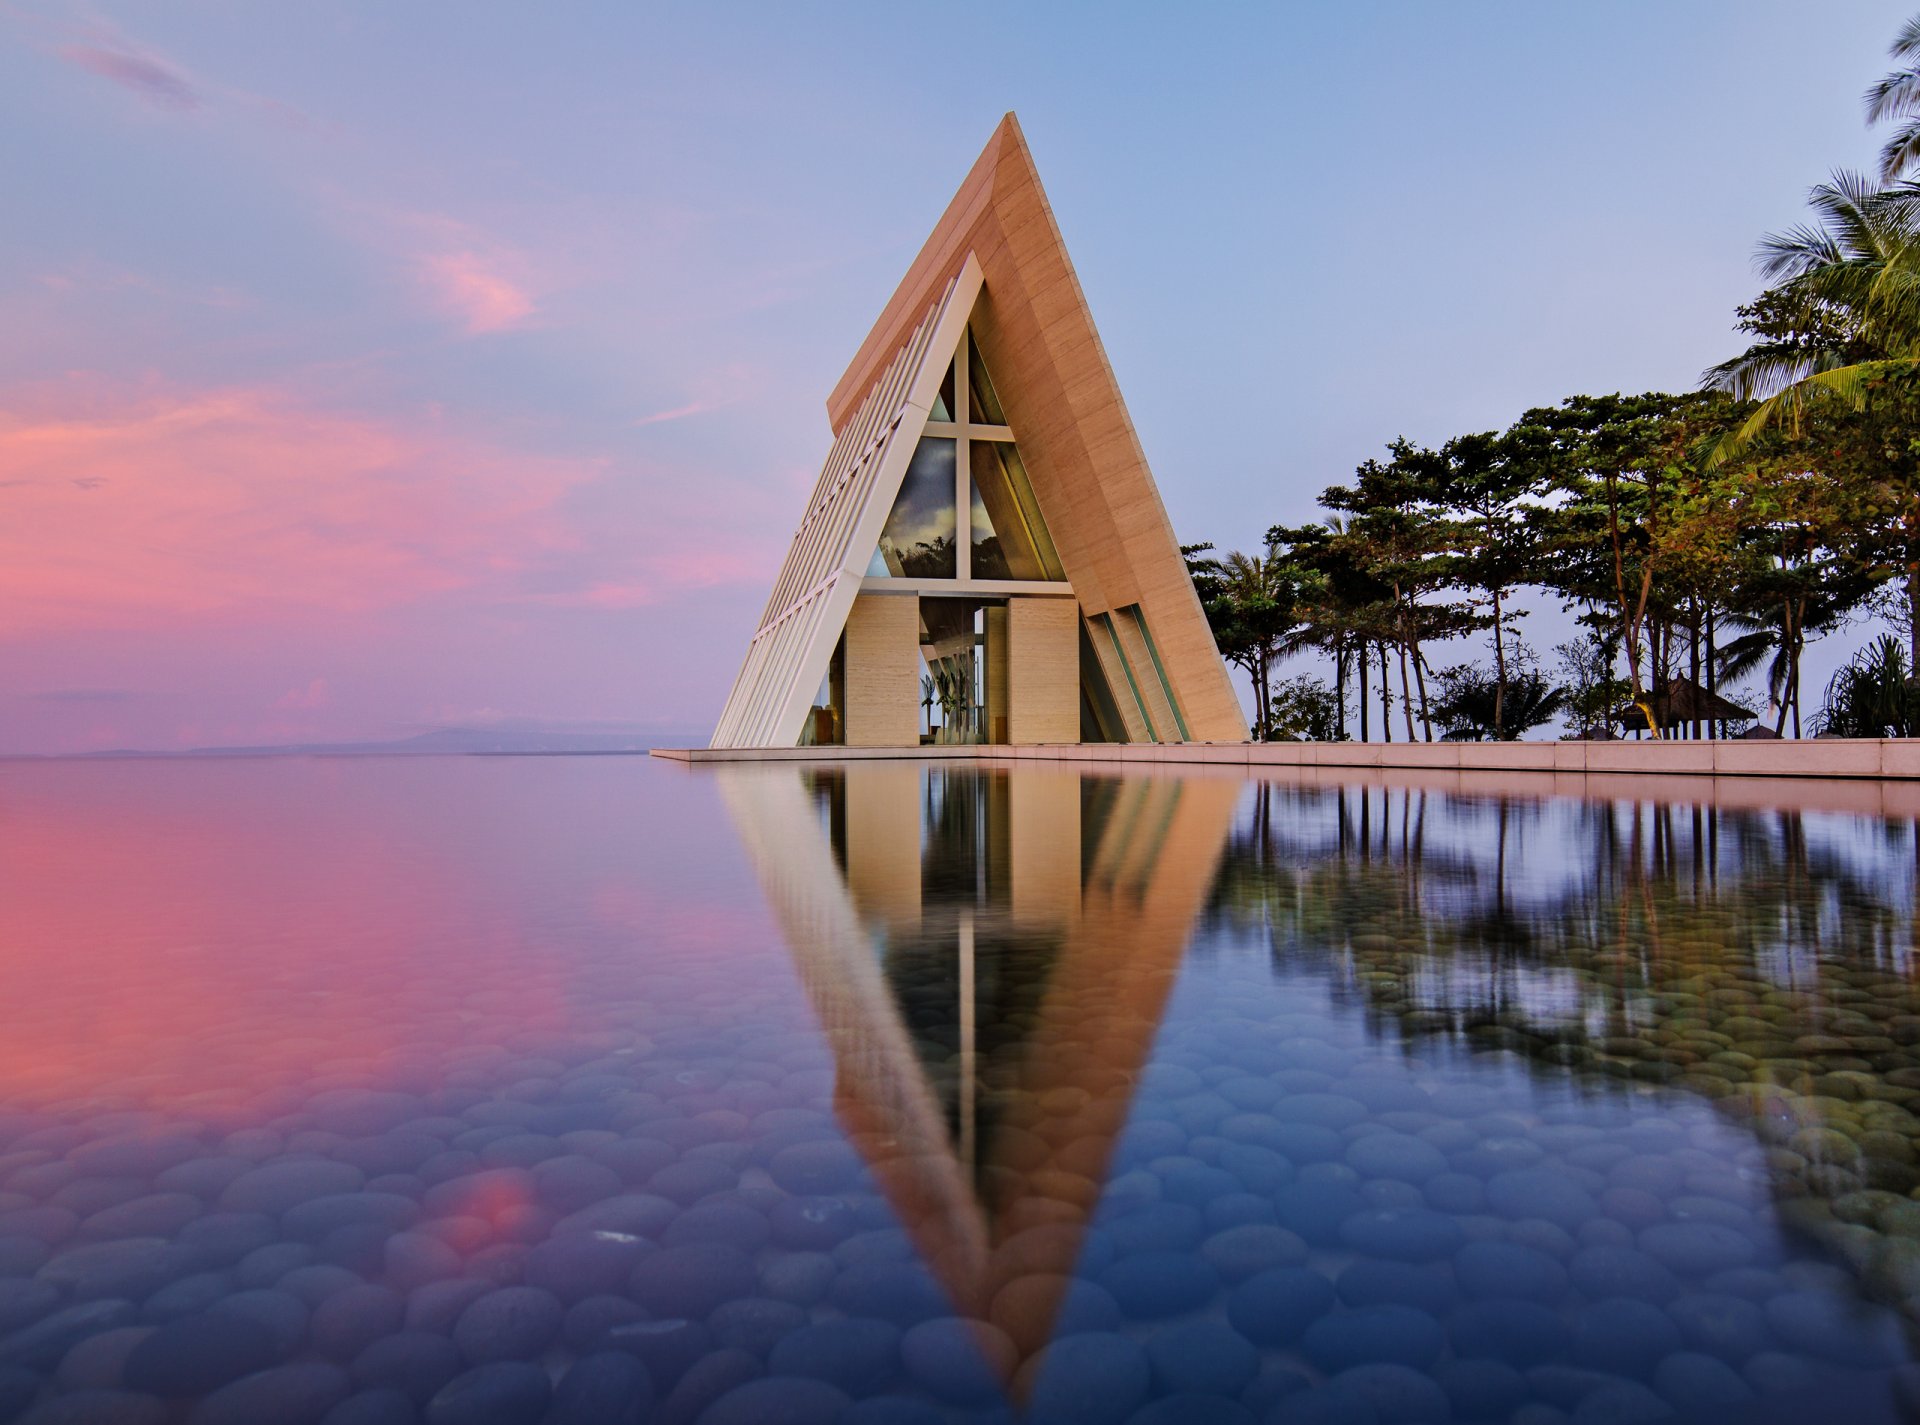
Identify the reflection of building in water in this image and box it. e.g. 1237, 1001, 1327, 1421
717, 765, 1236, 1376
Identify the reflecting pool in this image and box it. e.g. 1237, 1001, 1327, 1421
0, 757, 1918, 1424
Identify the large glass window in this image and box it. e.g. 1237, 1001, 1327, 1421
930, 360, 956, 423
967, 338, 1005, 425
970, 440, 1064, 581
870, 437, 956, 579
865, 321, 1067, 586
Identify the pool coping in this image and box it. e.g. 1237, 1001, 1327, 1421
650, 738, 1920, 779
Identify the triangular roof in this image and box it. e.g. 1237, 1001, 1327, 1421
711, 115, 1247, 748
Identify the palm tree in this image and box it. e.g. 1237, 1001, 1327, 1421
1188, 542, 1303, 741
1865, 17, 1920, 181
1702, 171, 1920, 457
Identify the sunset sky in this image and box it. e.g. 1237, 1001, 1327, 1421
3, 2, 1913, 753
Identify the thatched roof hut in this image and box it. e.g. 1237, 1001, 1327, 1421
1616, 677, 1754, 732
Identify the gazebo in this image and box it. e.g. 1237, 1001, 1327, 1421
1616, 677, 1754, 738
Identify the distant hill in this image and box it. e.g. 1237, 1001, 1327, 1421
52, 725, 706, 759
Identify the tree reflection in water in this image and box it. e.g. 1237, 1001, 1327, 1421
1211, 778, 1920, 1318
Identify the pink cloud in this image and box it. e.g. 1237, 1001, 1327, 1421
274, 677, 331, 710
0, 378, 599, 637
60, 41, 202, 112
419, 251, 535, 333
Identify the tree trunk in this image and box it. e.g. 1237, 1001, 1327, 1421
1379, 644, 1392, 742
1413, 647, 1433, 742
1689, 599, 1701, 741
1335, 646, 1348, 742
1359, 645, 1369, 742
1396, 638, 1416, 742
1491, 584, 1507, 738
1706, 606, 1718, 740
1256, 650, 1272, 743
1774, 600, 1795, 738
1790, 617, 1804, 739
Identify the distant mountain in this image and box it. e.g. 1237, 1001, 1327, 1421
55, 725, 706, 759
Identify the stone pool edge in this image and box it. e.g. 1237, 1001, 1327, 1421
650, 738, 1920, 780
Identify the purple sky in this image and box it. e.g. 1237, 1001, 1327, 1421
2, 2, 1913, 751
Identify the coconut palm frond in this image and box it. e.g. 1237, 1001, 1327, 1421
1890, 14, 1920, 63
1885, 118, 1920, 184
1700, 342, 1823, 401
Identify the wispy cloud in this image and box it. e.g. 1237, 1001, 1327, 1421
0, 377, 600, 635
417, 250, 535, 334
633, 399, 730, 429
59, 40, 203, 112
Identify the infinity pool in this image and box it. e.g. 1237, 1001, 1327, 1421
0, 756, 1916, 1424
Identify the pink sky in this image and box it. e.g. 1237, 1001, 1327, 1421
3, 2, 1913, 750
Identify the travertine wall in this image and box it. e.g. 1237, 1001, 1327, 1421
843, 594, 920, 748
1008, 597, 1079, 745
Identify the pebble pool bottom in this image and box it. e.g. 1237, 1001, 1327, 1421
0, 756, 1917, 1424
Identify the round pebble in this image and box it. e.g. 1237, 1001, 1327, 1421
900, 1317, 1014, 1404
1666, 1292, 1771, 1361
1300, 1304, 1445, 1373
1334, 1260, 1455, 1315
630, 1245, 756, 1319
1568, 1246, 1680, 1304
1200, 1225, 1306, 1282
767, 1317, 899, 1393
1338, 1208, 1466, 1262
1434, 1358, 1527, 1419
1487, 1169, 1598, 1229
350, 1331, 462, 1403
1455, 1240, 1569, 1303
765, 1143, 862, 1196
187, 1362, 351, 1425
452, 1287, 563, 1364
1763, 1291, 1907, 1366
311, 1285, 405, 1362
425, 1361, 551, 1425
1449, 1298, 1572, 1366
1022, 1332, 1151, 1425
122, 1311, 280, 1396
1099, 1252, 1218, 1318
220, 1162, 364, 1215
1653, 1350, 1752, 1411
320, 1389, 416, 1425
1571, 1297, 1683, 1376
1332, 1362, 1451, 1424
545, 1350, 655, 1425
694, 1376, 849, 1425
1145, 1320, 1257, 1398
1346, 1134, 1449, 1184
1227, 1267, 1334, 1345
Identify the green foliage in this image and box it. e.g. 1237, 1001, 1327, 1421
1811, 634, 1920, 736
1555, 635, 1629, 738
1186, 539, 1322, 740
1430, 656, 1570, 741
1267, 674, 1345, 742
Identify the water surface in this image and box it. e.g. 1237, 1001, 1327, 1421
0, 757, 1916, 1424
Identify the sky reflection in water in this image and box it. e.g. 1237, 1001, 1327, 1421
0, 757, 1915, 1424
